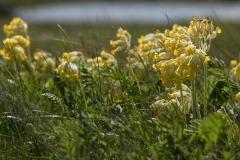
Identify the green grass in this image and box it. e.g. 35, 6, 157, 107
1, 17, 240, 159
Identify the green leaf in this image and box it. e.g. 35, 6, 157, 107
207, 57, 226, 75
188, 113, 228, 150
209, 78, 231, 105
228, 79, 240, 92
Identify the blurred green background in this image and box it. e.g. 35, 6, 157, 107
0, 0, 240, 63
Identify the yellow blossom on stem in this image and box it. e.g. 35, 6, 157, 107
110, 28, 131, 55
233, 63, 240, 78
61, 51, 84, 64
3, 35, 30, 52
57, 61, 80, 81
235, 92, 240, 100
230, 60, 238, 68
3, 17, 28, 38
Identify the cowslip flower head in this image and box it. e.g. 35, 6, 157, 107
61, 51, 85, 64
138, 33, 159, 52
33, 51, 49, 61
100, 50, 118, 67
34, 57, 56, 74
153, 59, 182, 89
55, 61, 80, 80
230, 60, 238, 68
150, 99, 179, 119
168, 84, 192, 114
0, 45, 27, 62
3, 17, 28, 38
233, 62, 240, 78
151, 15, 220, 86
126, 57, 144, 70
187, 15, 221, 52
110, 28, 131, 55
235, 92, 240, 101
3, 35, 30, 52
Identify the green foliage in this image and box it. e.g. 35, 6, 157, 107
208, 56, 226, 76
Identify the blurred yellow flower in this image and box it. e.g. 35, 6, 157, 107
230, 60, 238, 68
61, 51, 85, 64
3, 35, 30, 51
56, 61, 80, 80
235, 92, 240, 100
3, 17, 28, 38
233, 63, 240, 78
110, 28, 131, 55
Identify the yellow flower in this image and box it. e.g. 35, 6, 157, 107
164, 29, 170, 36
156, 59, 182, 89
110, 28, 131, 55
187, 15, 220, 52
61, 51, 84, 64
233, 62, 240, 78
33, 51, 48, 61
230, 60, 238, 68
109, 88, 117, 95
204, 56, 210, 63
216, 27, 222, 34
3, 38, 18, 50
235, 92, 240, 100
150, 99, 174, 119
3, 17, 28, 38
0, 45, 27, 62
41, 58, 56, 74
100, 50, 114, 60
167, 84, 192, 114
110, 40, 117, 48
3, 35, 30, 51
57, 61, 80, 80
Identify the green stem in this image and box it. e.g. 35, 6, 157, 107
179, 85, 187, 124
78, 79, 88, 108
26, 34, 32, 63
203, 63, 208, 117
192, 75, 197, 119
130, 67, 142, 96
180, 86, 184, 112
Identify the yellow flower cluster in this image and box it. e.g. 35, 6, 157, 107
0, 45, 27, 62
187, 15, 221, 52
232, 61, 240, 78
1, 17, 30, 63
86, 50, 118, 75
150, 15, 220, 89
3, 17, 28, 38
55, 61, 80, 81
150, 99, 179, 120
33, 51, 56, 74
167, 84, 192, 114
108, 16, 220, 88
235, 92, 240, 101
110, 28, 131, 55
3, 35, 30, 51
55, 51, 85, 81
150, 84, 192, 119
61, 51, 84, 64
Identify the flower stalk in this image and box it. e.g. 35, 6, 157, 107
203, 62, 208, 117
192, 74, 197, 119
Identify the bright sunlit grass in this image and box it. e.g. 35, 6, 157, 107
0, 16, 240, 159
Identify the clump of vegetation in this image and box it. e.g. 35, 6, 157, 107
0, 16, 240, 159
